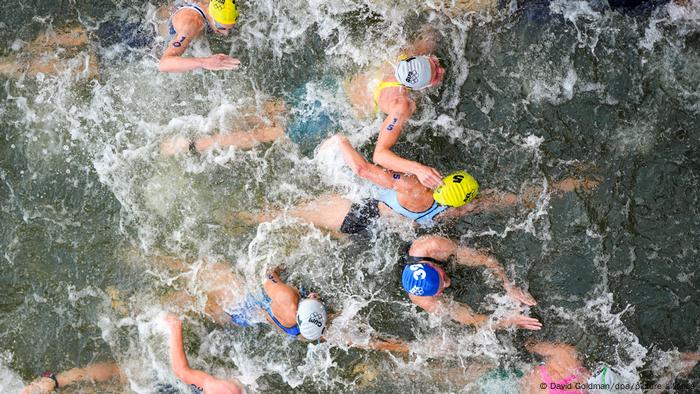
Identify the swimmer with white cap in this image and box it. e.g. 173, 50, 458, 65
159, 0, 241, 73
344, 30, 446, 190
155, 259, 406, 352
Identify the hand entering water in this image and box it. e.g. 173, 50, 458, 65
497, 314, 542, 331
202, 54, 241, 71
505, 286, 537, 306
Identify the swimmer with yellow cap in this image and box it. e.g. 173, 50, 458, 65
159, 1, 241, 73
241, 134, 598, 236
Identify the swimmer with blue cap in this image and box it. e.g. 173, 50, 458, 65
160, 1, 241, 73
401, 235, 541, 330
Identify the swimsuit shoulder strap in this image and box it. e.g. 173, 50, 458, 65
169, 3, 209, 34
404, 255, 446, 266
377, 188, 447, 225
373, 80, 406, 114
180, 3, 208, 22
262, 289, 301, 337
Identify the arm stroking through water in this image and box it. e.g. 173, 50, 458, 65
165, 314, 243, 394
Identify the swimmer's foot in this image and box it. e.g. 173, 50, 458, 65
553, 176, 601, 194
106, 286, 130, 316
161, 136, 192, 156
220, 211, 267, 233
263, 99, 287, 120
352, 361, 379, 389
0, 58, 21, 77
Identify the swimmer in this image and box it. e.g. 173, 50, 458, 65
156, 257, 407, 352
401, 235, 541, 330
0, 26, 98, 79
240, 134, 598, 237
344, 30, 447, 189
521, 343, 590, 393
159, 0, 241, 73
165, 313, 244, 394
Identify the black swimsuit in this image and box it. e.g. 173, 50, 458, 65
339, 199, 380, 235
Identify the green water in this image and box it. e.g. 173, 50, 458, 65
1, 0, 699, 392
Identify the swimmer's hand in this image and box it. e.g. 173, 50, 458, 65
202, 54, 240, 71
506, 286, 537, 306
165, 313, 183, 330
414, 164, 443, 190
496, 314, 542, 331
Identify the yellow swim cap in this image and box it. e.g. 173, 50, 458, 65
209, 0, 238, 25
433, 170, 479, 207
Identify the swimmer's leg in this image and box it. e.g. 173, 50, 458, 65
234, 193, 352, 235
0, 56, 22, 78
550, 177, 600, 194
452, 0, 497, 13
280, 193, 353, 233
161, 126, 285, 156
30, 26, 89, 50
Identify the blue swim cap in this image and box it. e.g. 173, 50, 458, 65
402, 263, 441, 296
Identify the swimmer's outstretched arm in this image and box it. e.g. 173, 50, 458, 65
21, 362, 124, 394
454, 248, 537, 306
159, 18, 240, 73
409, 292, 541, 330
165, 314, 243, 394
409, 236, 536, 306
325, 134, 419, 194
373, 105, 444, 190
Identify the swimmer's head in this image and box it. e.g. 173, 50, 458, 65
208, 0, 238, 35
588, 364, 623, 389
394, 55, 445, 90
402, 262, 449, 297
296, 296, 327, 341
433, 170, 479, 207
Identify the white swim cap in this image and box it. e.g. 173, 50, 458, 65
296, 299, 327, 340
587, 364, 623, 392
394, 56, 433, 90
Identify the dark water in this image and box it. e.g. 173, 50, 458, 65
1, 0, 699, 392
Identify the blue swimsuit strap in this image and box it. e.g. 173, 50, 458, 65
378, 188, 448, 224
261, 292, 301, 337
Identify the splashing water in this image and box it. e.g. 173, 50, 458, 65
1, 0, 699, 392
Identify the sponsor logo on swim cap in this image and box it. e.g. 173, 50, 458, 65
406, 70, 419, 85
308, 312, 324, 327
409, 286, 424, 296
212, 0, 226, 10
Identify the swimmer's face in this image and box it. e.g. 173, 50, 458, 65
428, 56, 445, 87
213, 21, 235, 36
306, 292, 320, 300
429, 263, 451, 296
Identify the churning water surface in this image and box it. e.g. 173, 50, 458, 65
1, 0, 699, 393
